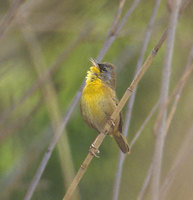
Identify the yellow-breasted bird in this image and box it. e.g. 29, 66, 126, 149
80, 60, 129, 154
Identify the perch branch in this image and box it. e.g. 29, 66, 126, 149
24, 0, 138, 199
63, 26, 166, 200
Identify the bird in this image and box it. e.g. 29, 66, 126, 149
80, 59, 129, 154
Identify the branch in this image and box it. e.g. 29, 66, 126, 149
0, 0, 25, 40
151, 1, 182, 199
112, 0, 161, 198
113, 53, 193, 200
130, 102, 159, 149
0, 101, 41, 143
96, 0, 141, 62
166, 46, 193, 132
0, 127, 51, 200
0, 26, 89, 129
137, 54, 193, 200
159, 44, 193, 198
62, 24, 166, 200
24, 1, 140, 199
21, 21, 80, 200
160, 124, 193, 199
24, 89, 81, 200
138, 161, 153, 200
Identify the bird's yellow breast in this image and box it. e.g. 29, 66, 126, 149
81, 81, 111, 122
80, 67, 117, 132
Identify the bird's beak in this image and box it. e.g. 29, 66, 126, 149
89, 58, 99, 68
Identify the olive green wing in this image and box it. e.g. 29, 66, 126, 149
112, 96, 123, 133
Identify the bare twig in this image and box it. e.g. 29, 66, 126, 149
0, 0, 25, 40
112, 102, 159, 200
63, 24, 166, 200
0, 127, 52, 200
153, 0, 191, 135
21, 21, 80, 200
137, 56, 193, 200
130, 102, 159, 149
24, 89, 81, 200
151, 1, 182, 199
96, 0, 141, 62
0, 27, 89, 129
166, 66, 193, 131
138, 161, 154, 200
160, 124, 193, 199
106, 0, 126, 37
166, 46, 193, 132
114, 54, 193, 200
159, 44, 193, 198
0, 100, 41, 143
112, 0, 161, 199
24, 1, 140, 199
154, 42, 193, 133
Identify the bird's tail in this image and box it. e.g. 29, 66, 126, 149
113, 132, 130, 153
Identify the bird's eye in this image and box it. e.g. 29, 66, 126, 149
102, 67, 107, 72
98, 64, 109, 73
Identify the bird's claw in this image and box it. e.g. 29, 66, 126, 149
109, 118, 115, 127
89, 144, 100, 158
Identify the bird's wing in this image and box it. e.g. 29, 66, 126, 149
112, 96, 123, 133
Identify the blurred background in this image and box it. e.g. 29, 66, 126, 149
0, 0, 193, 199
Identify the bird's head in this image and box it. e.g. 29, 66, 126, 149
87, 58, 116, 89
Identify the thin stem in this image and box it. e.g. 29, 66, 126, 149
160, 44, 193, 198
137, 54, 193, 200
24, 1, 135, 198
153, 0, 191, 134
138, 161, 153, 200
115, 57, 193, 200
166, 47, 193, 132
0, 101, 41, 143
96, 0, 141, 62
63, 23, 166, 200
0, 127, 52, 199
113, 102, 159, 200
160, 124, 193, 199
130, 102, 159, 149
24, 89, 81, 200
112, 0, 161, 198
0, 0, 25, 40
21, 21, 80, 200
151, 1, 182, 199
0, 27, 89, 128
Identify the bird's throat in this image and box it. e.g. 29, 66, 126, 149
86, 66, 101, 84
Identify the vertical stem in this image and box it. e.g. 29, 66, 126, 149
151, 1, 182, 199
21, 22, 80, 200
112, 0, 161, 199
63, 26, 166, 200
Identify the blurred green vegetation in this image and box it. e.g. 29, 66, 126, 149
0, 0, 193, 200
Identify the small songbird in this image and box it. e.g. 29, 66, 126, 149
80, 59, 129, 154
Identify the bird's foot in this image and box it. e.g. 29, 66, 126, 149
89, 144, 100, 158
108, 118, 115, 127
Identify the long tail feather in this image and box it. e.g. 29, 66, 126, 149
113, 132, 130, 153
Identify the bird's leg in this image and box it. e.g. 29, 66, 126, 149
108, 117, 115, 127
104, 112, 115, 132
89, 144, 100, 158
89, 138, 100, 158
